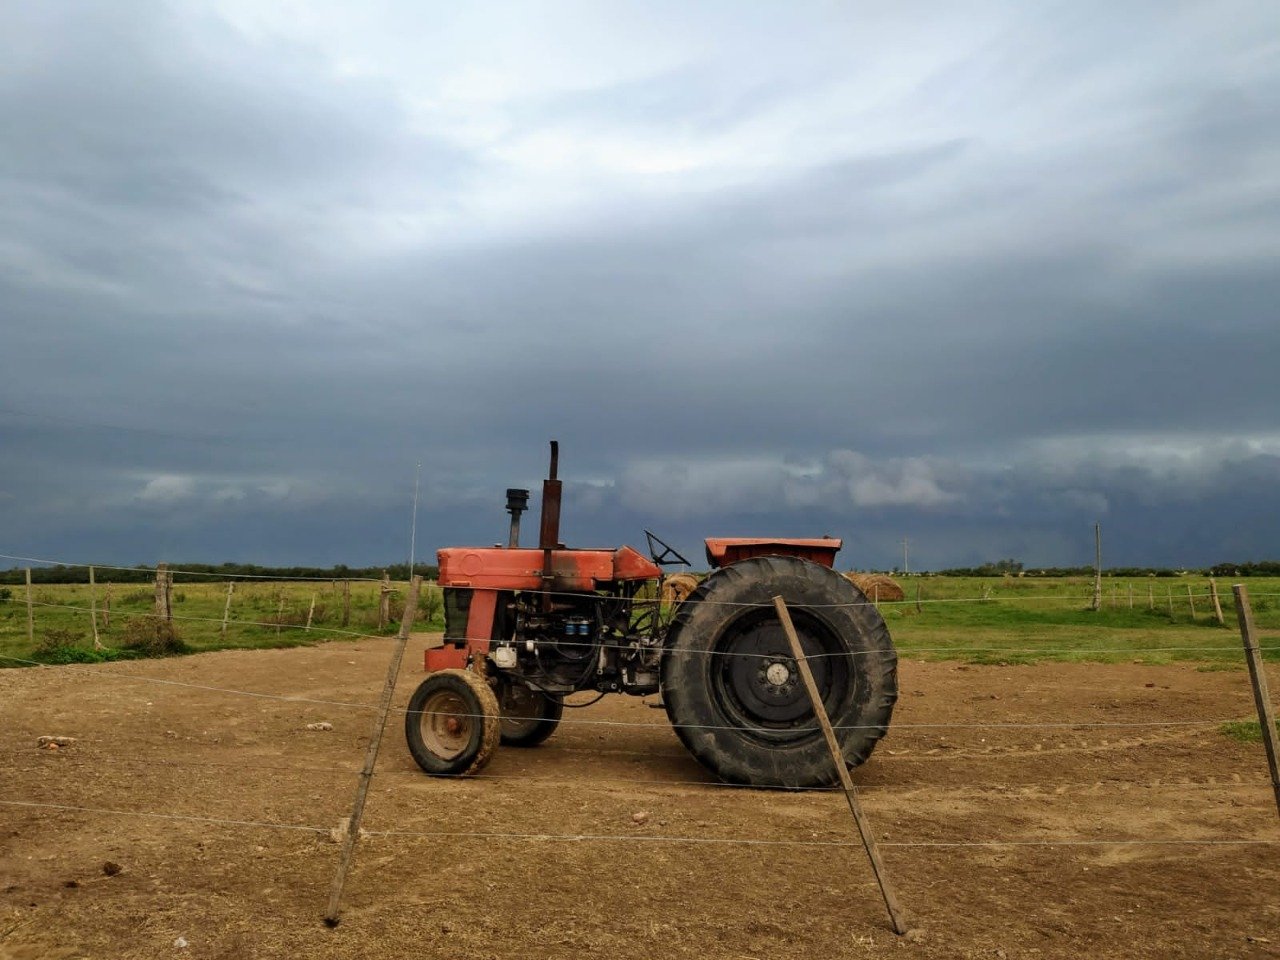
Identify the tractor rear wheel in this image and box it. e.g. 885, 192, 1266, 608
661, 555, 897, 788
496, 678, 563, 747
404, 668, 501, 777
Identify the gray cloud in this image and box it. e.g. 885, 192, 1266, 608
1, 1, 1277, 570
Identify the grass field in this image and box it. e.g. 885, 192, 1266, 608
3, 571, 1277, 669
879, 574, 1280, 666
0, 577, 437, 667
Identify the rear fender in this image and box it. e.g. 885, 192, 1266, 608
704, 537, 842, 569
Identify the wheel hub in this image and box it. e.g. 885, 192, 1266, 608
420, 690, 472, 759
717, 619, 833, 726
764, 661, 792, 687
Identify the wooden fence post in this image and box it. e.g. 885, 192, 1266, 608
154, 563, 172, 621
276, 593, 285, 638
1091, 522, 1102, 611
1166, 586, 1173, 617
221, 582, 235, 640
342, 580, 351, 628
24, 568, 34, 647
1232, 585, 1280, 819
1148, 583, 1154, 610
1186, 584, 1196, 619
325, 576, 422, 926
306, 593, 317, 631
1127, 583, 1133, 610
1209, 578, 1225, 626
873, 583, 879, 609
772, 596, 912, 935
378, 573, 391, 629
915, 582, 922, 614
88, 566, 102, 650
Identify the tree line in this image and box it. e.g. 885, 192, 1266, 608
0, 562, 440, 585
5, 558, 1276, 584
922, 560, 1280, 577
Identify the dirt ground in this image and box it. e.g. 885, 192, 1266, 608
2, 638, 1278, 960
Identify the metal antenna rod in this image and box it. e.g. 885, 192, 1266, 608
408, 461, 422, 577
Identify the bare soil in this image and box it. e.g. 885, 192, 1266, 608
2, 639, 1278, 960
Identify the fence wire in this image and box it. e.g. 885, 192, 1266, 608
6, 747, 1275, 797
0, 553, 385, 582
2, 799, 1276, 852
0, 651, 1256, 735
3, 596, 1274, 667
3, 558, 1277, 869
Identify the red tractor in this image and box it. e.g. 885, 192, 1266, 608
406, 442, 898, 787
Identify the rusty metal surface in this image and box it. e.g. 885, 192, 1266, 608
703, 537, 843, 569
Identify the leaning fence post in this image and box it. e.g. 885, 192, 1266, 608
24, 568, 34, 647
772, 595, 912, 935
1209, 578, 1225, 626
325, 575, 422, 926
1232, 585, 1280, 819
1186, 584, 1196, 619
306, 592, 317, 631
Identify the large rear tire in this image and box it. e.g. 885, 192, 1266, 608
661, 555, 897, 788
404, 669, 501, 777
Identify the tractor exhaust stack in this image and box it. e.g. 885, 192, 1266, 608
539, 440, 562, 606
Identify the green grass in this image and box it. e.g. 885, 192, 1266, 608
1219, 719, 1280, 743
0, 577, 445, 667
867, 574, 1280, 666
2, 573, 1276, 669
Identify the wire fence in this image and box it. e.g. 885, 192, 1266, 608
2, 798, 1276, 851
5, 549, 1273, 603
0, 553, 387, 582
3, 555, 1279, 931
0, 651, 1262, 733
5, 743, 1275, 796
4, 594, 1276, 667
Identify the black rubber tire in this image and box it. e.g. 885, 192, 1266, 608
496, 678, 563, 747
661, 555, 897, 788
404, 668, 501, 777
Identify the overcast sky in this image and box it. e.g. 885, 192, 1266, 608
2, 1, 1277, 572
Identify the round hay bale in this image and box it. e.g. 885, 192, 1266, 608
661, 573, 699, 605
843, 573, 905, 603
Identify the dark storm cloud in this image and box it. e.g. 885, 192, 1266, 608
1, 1, 1277, 569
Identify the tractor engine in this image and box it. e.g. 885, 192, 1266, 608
445, 586, 663, 696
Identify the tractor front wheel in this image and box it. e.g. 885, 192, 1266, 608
404, 669, 501, 777
661, 555, 897, 788
496, 678, 563, 747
